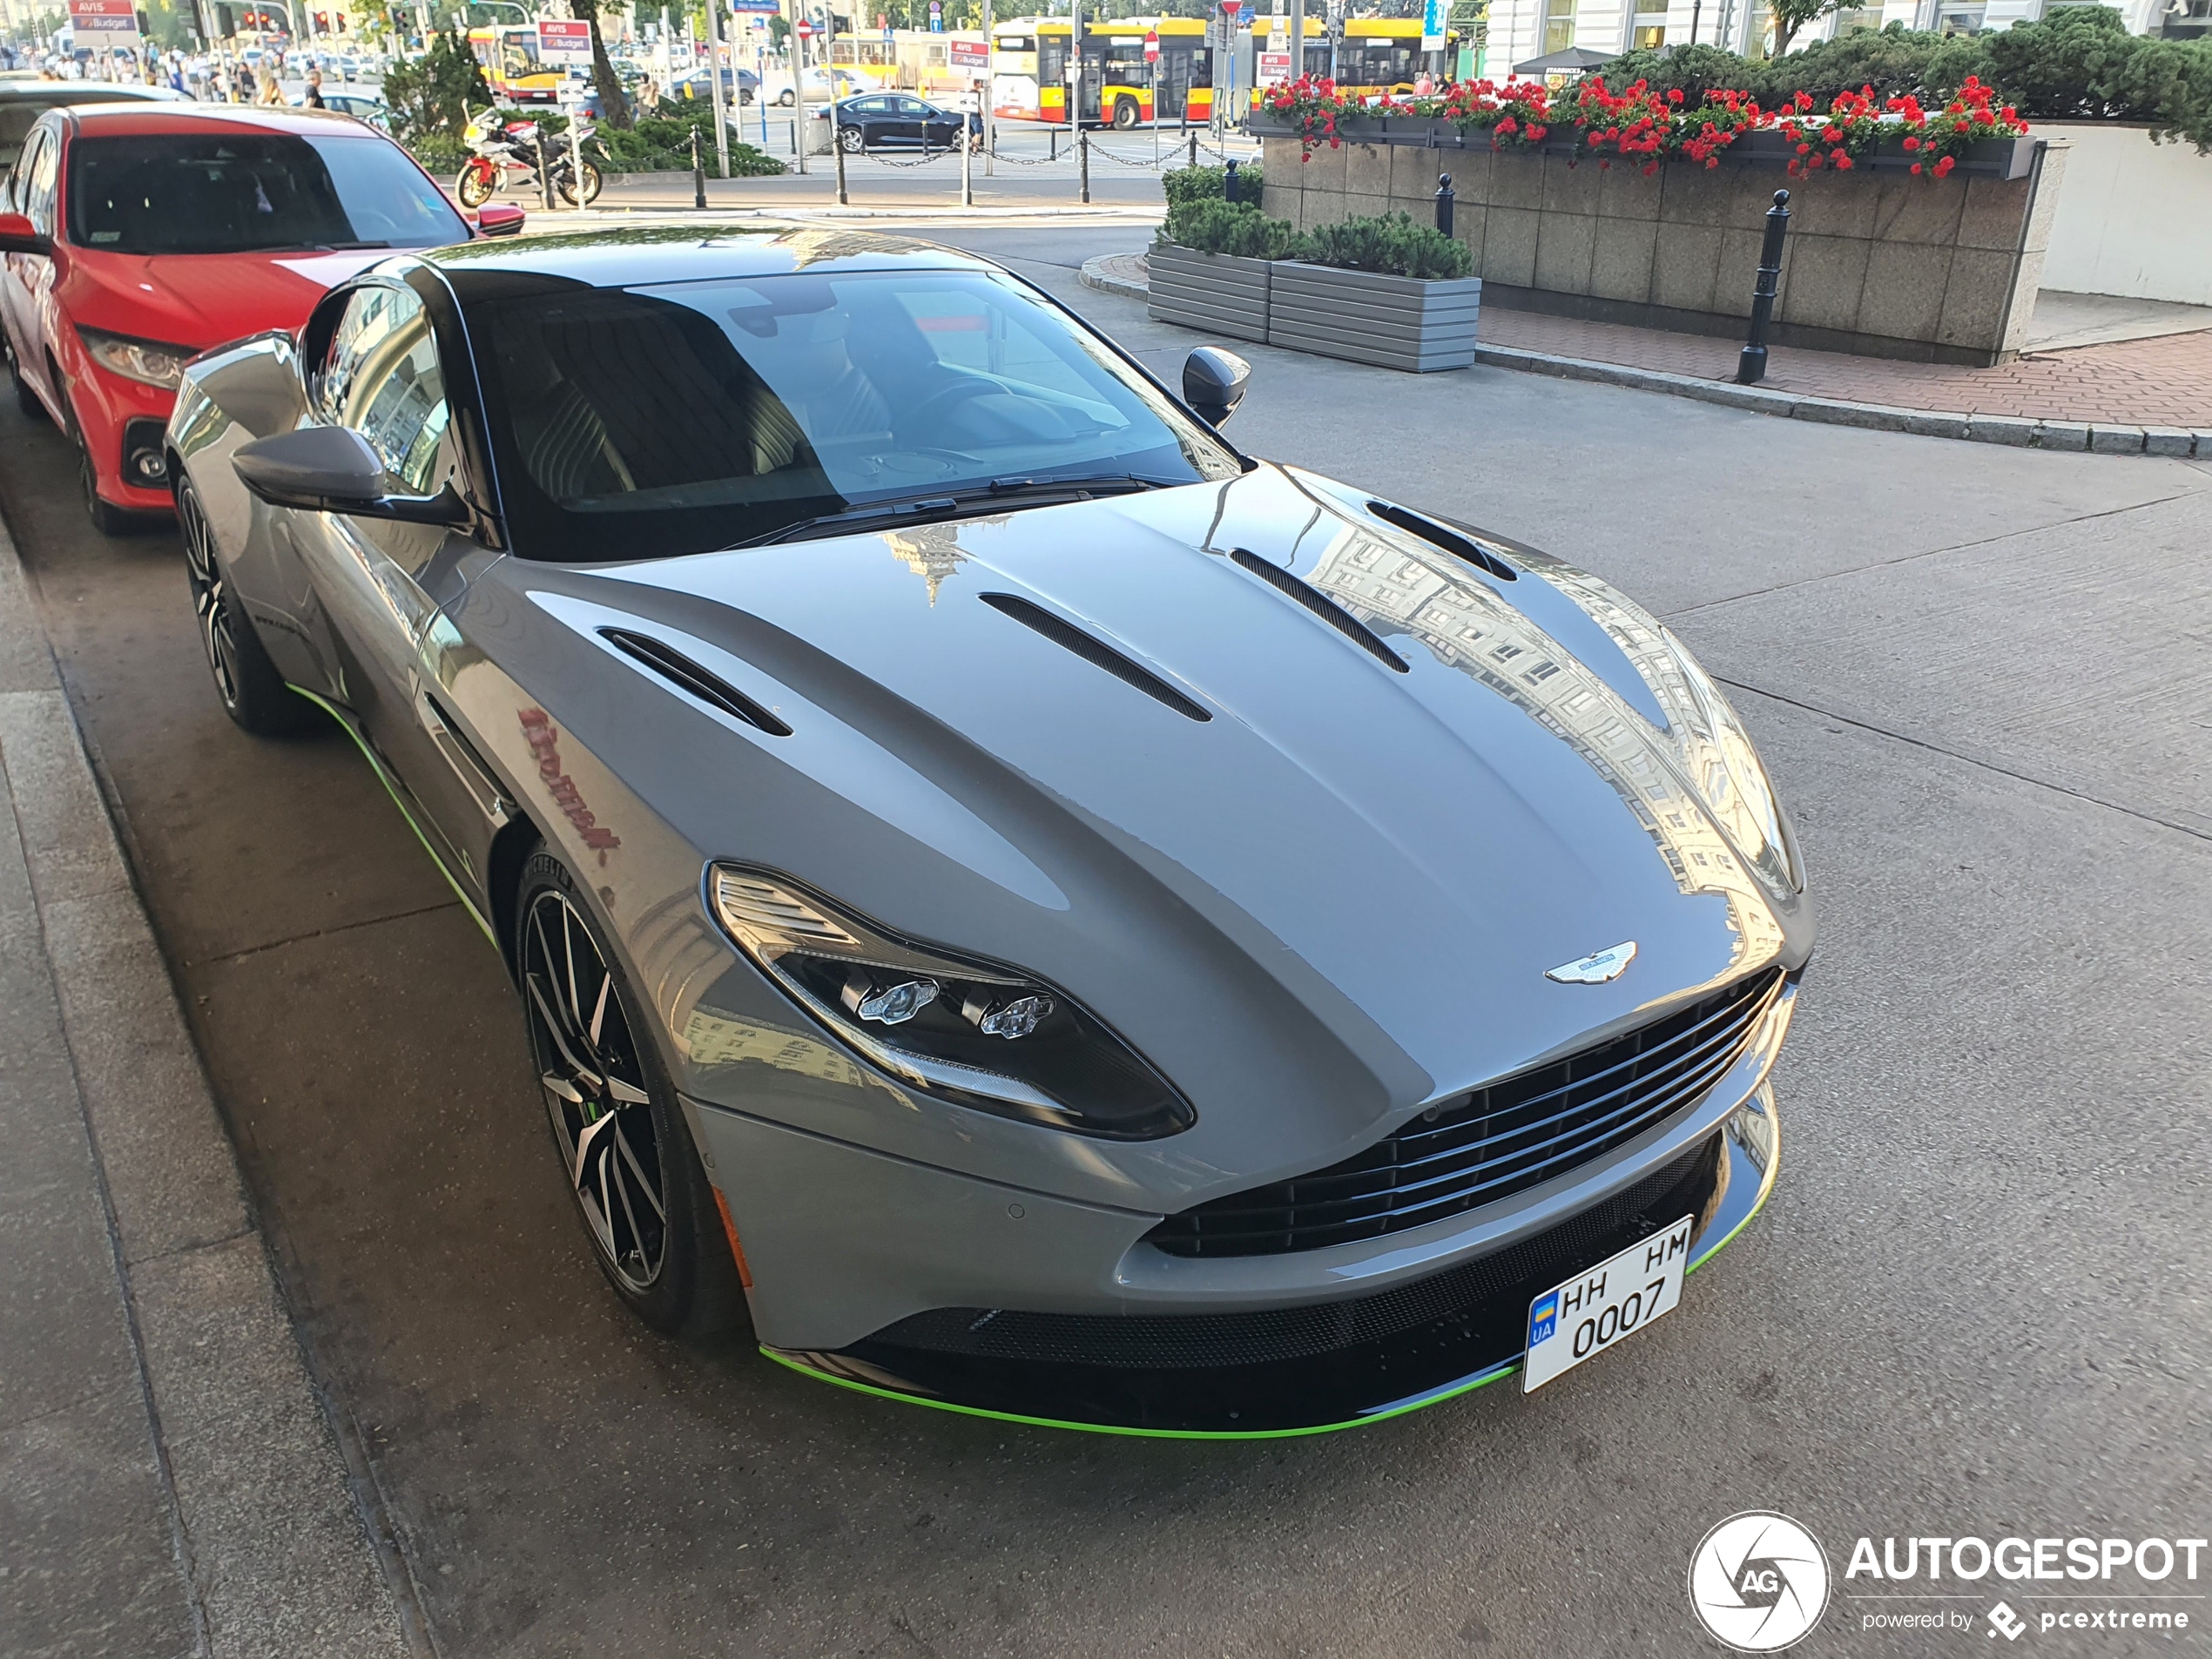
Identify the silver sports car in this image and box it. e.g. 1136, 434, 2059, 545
167, 225, 1812, 1436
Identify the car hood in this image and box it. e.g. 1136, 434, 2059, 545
63, 246, 387, 350
519, 464, 1805, 1127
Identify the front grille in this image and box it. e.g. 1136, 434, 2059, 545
867, 1136, 1716, 1371
1148, 968, 1785, 1258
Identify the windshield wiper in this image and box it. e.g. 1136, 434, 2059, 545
737, 475, 1177, 549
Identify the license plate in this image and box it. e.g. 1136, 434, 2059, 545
1521, 1215, 1695, 1393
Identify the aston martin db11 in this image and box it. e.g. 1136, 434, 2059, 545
166, 225, 1812, 1435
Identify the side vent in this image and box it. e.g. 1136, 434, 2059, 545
977, 593, 1212, 723
1366, 500, 1518, 581
1230, 548, 1408, 674
598, 628, 793, 737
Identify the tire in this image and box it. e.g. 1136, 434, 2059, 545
776, 88, 794, 106
57, 377, 135, 536
1112, 97, 1138, 129
556, 159, 602, 206
455, 158, 496, 208
6, 334, 44, 421
837, 123, 862, 152
515, 848, 745, 1339
178, 476, 321, 735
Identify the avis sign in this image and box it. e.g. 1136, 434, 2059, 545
537, 18, 592, 64
67, 0, 138, 37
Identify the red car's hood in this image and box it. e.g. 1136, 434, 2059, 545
62, 248, 388, 350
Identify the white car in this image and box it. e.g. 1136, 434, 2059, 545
759, 65, 860, 106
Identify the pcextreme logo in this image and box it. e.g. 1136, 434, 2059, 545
1689, 1512, 1833, 1652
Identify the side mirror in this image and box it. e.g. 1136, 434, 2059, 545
475, 203, 525, 238
232, 426, 468, 526
0, 210, 51, 257
1183, 346, 1250, 428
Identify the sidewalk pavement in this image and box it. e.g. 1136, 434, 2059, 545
1083, 250, 2212, 451
0, 520, 413, 1657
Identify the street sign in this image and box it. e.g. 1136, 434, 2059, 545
66, 0, 137, 36
1219, 0, 1240, 10
731, 0, 781, 12
537, 18, 592, 64
794, 17, 812, 36
927, 0, 941, 29
1143, 27, 1158, 60
1420, 0, 1447, 51
1257, 48, 1291, 82
948, 35, 987, 68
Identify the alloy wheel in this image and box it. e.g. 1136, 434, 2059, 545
521, 887, 669, 1292
179, 484, 240, 710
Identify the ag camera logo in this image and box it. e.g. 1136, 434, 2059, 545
1689, 1512, 1832, 1652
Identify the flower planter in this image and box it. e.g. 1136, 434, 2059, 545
1267, 262, 1481, 373
1865, 133, 2038, 179
1147, 244, 1271, 344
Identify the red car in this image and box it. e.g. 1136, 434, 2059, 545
0, 102, 522, 533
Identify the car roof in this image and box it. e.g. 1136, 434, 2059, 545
57, 102, 380, 138
0, 83, 182, 105
422, 222, 990, 292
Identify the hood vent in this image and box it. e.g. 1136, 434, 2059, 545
598, 628, 793, 737
1365, 501, 1518, 582
977, 593, 1211, 724
1230, 548, 1408, 675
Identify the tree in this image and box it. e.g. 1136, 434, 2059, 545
1769, 0, 1847, 58
384, 27, 493, 147
570, 0, 635, 129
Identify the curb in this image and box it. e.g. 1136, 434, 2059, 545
1080, 255, 2210, 459
0, 523, 421, 1656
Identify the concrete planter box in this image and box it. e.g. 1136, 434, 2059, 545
1146, 244, 1271, 343
1267, 262, 1481, 373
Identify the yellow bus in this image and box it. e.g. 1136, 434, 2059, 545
992, 16, 1213, 129
1253, 16, 1458, 104
468, 24, 563, 106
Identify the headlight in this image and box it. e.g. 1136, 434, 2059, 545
706, 865, 1194, 1140
1648, 627, 1800, 894
78, 327, 191, 390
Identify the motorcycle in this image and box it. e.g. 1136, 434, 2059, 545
456, 107, 604, 209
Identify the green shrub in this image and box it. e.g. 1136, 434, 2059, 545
1603, 9, 2212, 151
407, 132, 469, 175
383, 28, 491, 151
600, 109, 785, 174
1300, 212, 1472, 280
1160, 159, 1265, 210
1158, 197, 1304, 260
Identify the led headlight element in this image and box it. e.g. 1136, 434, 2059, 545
708, 866, 1193, 1139
78, 327, 191, 390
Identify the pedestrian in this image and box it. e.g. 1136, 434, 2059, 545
258, 64, 284, 105
304, 66, 325, 108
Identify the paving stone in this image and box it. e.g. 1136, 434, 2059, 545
2035, 420, 2091, 451
2142, 427, 2195, 458
1968, 414, 2039, 447
2089, 425, 2147, 455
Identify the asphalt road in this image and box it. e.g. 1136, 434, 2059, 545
5, 227, 2208, 1657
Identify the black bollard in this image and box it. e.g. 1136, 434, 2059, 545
1224, 157, 1239, 206
691, 125, 706, 211
1435, 172, 1453, 240
1078, 124, 1089, 204
1737, 189, 1792, 386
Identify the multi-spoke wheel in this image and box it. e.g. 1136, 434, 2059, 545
178, 478, 319, 735
515, 850, 745, 1335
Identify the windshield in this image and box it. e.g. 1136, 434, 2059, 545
0, 91, 152, 166
472, 267, 1243, 563
66, 132, 467, 255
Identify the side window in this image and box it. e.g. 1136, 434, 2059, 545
8, 129, 42, 218
23, 125, 58, 239
319, 284, 452, 498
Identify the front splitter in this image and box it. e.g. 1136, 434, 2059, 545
763, 1086, 1781, 1438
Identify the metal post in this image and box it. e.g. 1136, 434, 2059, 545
981, 0, 993, 176
708, 0, 730, 179
570, 108, 588, 210
1224, 156, 1238, 205
1287, 0, 1304, 86
691, 122, 706, 207
1434, 171, 1453, 239
961, 105, 973, 206
1689, 0, 1701, 43
1049, 127, 1057, 161
1737, 188, 1791, 386
833, 105, 847, 202
787, 0, 807, 173
540, 124, 556, 212
1188, 129, 1197, 168
1077, 122, 1089, 203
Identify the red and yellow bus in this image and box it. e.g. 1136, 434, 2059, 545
1252, 16, 1459, 105
991, 17, 1213, 129
468, 24, 563, 105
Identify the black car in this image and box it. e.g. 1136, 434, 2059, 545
833, 92, 981, 153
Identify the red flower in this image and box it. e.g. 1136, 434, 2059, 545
1910, 161, 1923, 174
1835, 154, 1853, 170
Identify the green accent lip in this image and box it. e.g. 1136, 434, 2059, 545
759, 1346, 1520, 1440
288, 685, 497, 945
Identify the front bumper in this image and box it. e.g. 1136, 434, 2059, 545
738, 1088, 1780, 1437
